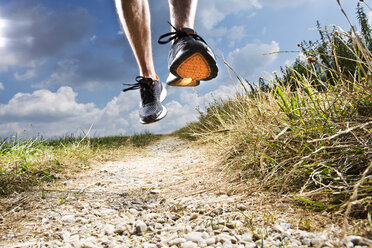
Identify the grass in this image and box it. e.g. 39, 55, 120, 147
176, 8, 371, 217
0, 131, 161, 195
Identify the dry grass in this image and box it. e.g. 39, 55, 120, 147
178, 4, 372, 219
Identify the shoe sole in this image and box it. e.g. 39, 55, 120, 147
168, 77, 200, 87
139, 83, 167, 124
169, 43, 218, 87
140, 105, 167, 125
177, 52, 211, 80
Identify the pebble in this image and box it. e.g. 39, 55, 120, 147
206, 237, 216, 245
236, 204, 247, 211
57, 231, 70, 241
241, 233, 253, 242
189, 213, 199, 221
81, 241, 97, 248
347, 235, 368, 246
168, 237, 187, 245
184, 232, 204, 243
129, 208, 139, 216
135, 220, 147, 234
102, 224, 115, 235
217, 233, 235, 243
143, 243, 157, 248
61, 215, 75, 223
114, 224, 127, 235
181, 241, 198, 248
150, 189, 161, 194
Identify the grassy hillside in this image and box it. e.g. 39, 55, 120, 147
177, 6, 371, 217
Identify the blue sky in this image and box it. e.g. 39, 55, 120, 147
0, 0, 367, 138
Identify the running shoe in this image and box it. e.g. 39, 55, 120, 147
123, 76, 167, 124
158, 25, 218, 87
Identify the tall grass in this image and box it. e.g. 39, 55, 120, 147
179, 8, 371, 217
0, 132, 161, 194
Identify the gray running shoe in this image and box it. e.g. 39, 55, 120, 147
123, 76, 167, 124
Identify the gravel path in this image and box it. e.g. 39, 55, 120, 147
0, 137, 370, 248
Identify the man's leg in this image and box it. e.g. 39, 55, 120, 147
116, 0, 167, 124
168, 0, 198, 29
115, 0, 156, 79
161, 0, 218, 87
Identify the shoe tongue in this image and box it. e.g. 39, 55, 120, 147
180, 27, 196, 34
138, 77, 154, 86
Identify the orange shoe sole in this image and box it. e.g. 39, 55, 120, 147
168, 78, 199, 87
176, 52, 211, 81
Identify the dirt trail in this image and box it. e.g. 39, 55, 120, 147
0, 137, 369, 248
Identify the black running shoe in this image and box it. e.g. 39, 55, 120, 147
123, 76, 167, 124
158, 25, 218, 87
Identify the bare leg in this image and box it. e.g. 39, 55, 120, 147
168, 0, 198, 29
115, 0, 156, 79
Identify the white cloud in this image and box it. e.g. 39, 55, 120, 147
14, 69, 36, 80
198, 0, 261, 29
0, 87, 98, 122
226, 25, 246, 48
228, 26, 246, 42
0, 86, 150, 137
0, 87, 101, 137
0, 82, 4, 90
260, 0, 309, 9
0, 83, 241, 138
227, 40, 280, 78
197, 0, 314, 30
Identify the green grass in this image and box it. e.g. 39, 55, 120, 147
0, 132, 162, 195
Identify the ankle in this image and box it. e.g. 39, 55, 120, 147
142, 74, 159, 81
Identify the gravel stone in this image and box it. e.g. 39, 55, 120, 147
348, 236, 368, 246
61, 215, 75, 223
114, 224, 127, 235
143, 242, 157, 248
168, 237, 187, 246
102, 224, 115, 235
129, 208, 139, 216
181, 241, 198, 248
217, 233, 235, 243
189, 213, 199, 221
135, 220, 147, 235
150, 189, 161, 194
206, 237, 216, 245
184, 232, 205, 243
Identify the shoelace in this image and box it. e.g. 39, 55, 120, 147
123, 76, 155, 105
158, 22, 206, 44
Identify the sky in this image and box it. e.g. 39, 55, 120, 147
0, 0, 368, 138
